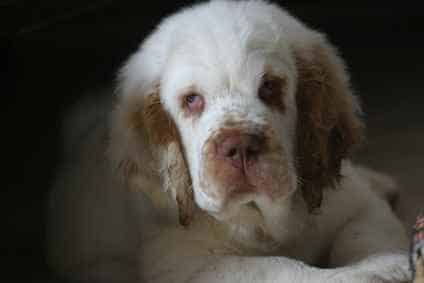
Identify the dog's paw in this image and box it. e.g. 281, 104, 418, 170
411, 213, 424, 283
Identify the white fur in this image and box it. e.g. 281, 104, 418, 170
48, 1, 410, 282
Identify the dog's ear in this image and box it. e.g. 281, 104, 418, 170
293, 39, 363, 213
109, 87, 194, 226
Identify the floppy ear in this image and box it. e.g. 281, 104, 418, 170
294, 39, 364, 213
108, 88, 194, 226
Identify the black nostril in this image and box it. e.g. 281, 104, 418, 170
246, 147, 259, 159
226, 147, 238, 158
246, 136, 263, 157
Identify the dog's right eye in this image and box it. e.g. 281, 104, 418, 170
183, 93, 204, 115
258, 74, 286, 112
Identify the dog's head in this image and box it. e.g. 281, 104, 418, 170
109, 1, 363, 227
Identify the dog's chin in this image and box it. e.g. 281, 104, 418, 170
197, 182, 292, 222
207, 192, 258, 220
205, 195, 286, 253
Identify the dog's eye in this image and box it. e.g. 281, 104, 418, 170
183, 93, 204, 114
258, 75, 285, 111
259, 78, 279, 100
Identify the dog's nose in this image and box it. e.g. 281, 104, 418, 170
217, 133, 265, 170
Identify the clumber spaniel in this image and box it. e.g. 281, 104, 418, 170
47, 1, 413, 282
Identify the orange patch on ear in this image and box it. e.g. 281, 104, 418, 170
176, 185, 195, 226
134, 90, 179, 146
295, 44, 363, 213
118, 158, 140, 181
128, 90, 195, 226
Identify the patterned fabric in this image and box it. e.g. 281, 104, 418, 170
411, 213, 424, 283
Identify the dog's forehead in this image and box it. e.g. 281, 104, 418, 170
162, 50, 264, 99
161, 41, 294, 106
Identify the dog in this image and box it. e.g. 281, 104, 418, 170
47, 1, 412, 282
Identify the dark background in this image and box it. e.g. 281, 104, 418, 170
2, 0, 423, 281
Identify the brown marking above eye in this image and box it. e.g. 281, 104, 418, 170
258, 74, 286, 112
182, 92, 205, 115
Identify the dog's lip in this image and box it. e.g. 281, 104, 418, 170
229, 183, 256, 197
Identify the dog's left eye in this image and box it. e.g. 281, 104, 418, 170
259, 77, 279, 100
258, 75, 285, 111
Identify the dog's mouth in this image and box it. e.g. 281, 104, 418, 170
197, 133, 293, 212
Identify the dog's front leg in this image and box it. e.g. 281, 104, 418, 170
142, 254, 410, 283
327, 194, 410, 283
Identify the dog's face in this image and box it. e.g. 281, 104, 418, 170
160, 38, 298, 217
110, 1, 363, 226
